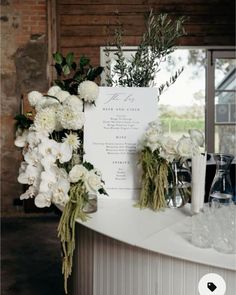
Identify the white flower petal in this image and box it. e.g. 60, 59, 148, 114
35, 192, 52, 208
78, 81, 99, 103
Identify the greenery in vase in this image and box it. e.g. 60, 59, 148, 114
137, 121, 205, 211
105, 10, 186, 97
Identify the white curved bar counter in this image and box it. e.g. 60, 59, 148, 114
71, 198, 236, 295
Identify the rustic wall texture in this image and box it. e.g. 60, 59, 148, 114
1, 0, 235, 215
1, 0, 48, 215
57, 0, 235, 64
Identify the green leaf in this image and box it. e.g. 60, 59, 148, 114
80, 55, 90, 68
98, 188, 108, 196
62, 64, 71, 75
71, 62, 77, 71
55, 63, 62, 76
83, 161, 94, 171
54, 80, 65, 89
53, 52, 63, 64
14, 114, 33, 130
66, 52, 74, 66
86, 67, 104, 81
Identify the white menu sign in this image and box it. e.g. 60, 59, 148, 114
84, 87, 158, 199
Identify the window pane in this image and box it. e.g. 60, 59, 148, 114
215, 125, 236, 154
158, 49, 205, 139
215, 59, 236, 90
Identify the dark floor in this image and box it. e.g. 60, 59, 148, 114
1, 214, 65, 295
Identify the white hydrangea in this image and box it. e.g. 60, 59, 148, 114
57, 105, 85, 130
78, 81, 99, 103
34, 107, 57, 133
63, 95, 83, 112
28, 91, 43, 107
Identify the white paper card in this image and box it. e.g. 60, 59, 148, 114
84, 87, 158, 199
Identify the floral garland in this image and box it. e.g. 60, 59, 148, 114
137, 120, 205, 211
15, 68, 107, 293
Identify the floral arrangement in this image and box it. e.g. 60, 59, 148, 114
137, 120, 205, 211
14, 53, 107, 293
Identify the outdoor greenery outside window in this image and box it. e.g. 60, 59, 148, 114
101, 47, 236, 155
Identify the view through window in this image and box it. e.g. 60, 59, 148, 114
101, 47, 235, 154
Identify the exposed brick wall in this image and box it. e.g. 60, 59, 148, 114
1, 0, 48, 215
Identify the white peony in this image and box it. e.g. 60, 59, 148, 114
28, 91, 43, 106
34, 107, 57, 133
47, 85, 61, 97
57, 105, 85, 130
85, 170, 102, 193
78, 81, 99, 103
69, 164, 87, 183
63, 95, 83, 112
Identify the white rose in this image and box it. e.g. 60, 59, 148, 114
145, 127, 160, 143
161, 136, 177, 153
85, 171, 102, 193
28, 91, 43, 106
78, 81, 99, 103
176, 136, 198, 158
69, 164, 87, 183
188, 129, 205, 148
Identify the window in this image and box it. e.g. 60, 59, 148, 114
206, 51, 236, 154
100, 47, 235, 154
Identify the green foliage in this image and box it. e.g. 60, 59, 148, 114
136, 147, 169, 211
14, 114, 33, 131
161, 118, 204, 133
106, 10, 186, 97
52, 52, 104, 95
83, 161, 94, 171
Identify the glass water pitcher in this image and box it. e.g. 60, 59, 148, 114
209, 154, 234, 204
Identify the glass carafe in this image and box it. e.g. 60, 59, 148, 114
166, 160, 191, 208
209, 154, 234, 204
